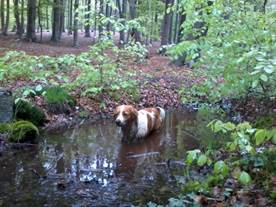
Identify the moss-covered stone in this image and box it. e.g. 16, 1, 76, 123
44, 86, 76, 114
0, 121, 39, 143
14, 99, 46, 126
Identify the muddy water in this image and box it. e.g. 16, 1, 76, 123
0, 109, 223, 206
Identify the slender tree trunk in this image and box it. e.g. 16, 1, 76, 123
129, 0, 141, 42
26, 0, 36, 41
21, 0, 24, 33
60, 0, 65, 33
168, 6, 174, 44
263, 0, 267, 13
173, 0, 179, 43
161, 0, 173, 45
117, 0, 127, 44
105, 2, 111, 32
98, 0, 104, 37
51, 0, 61, 42
73, 0, 79, 46
46, 4, 49, 31
0, 0, 4, 34
37, 0, 42, 41
3, 0, 9, 35
68, 0, 72, 34
93, 0, 97, 37
14, 0, 23, 36
84, 0, 91, 37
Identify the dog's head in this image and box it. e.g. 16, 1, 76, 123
114, 105, 138, 127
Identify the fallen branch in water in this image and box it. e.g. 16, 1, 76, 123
127, 151, 160, 158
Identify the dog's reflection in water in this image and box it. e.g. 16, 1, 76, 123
115, 132, 166, 181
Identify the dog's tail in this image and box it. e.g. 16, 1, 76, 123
157, 107, 166, 120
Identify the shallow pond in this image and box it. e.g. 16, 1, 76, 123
0, 108, 225, 206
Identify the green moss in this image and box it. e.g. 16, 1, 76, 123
8, 120, 39, 142
0, 121, 39, 143
44, 86, 76, 114
14, 99, 46, 126
0, 123, 9, 133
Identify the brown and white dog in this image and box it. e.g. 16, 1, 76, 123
114, 105, 165, 143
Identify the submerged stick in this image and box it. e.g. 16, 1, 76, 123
127, 151, 160, 158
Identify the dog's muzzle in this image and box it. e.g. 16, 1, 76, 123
115, 119, 123, 127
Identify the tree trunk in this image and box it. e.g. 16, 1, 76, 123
4, 0, 9, 35
1, 0, 4, 35
173, 0, 179, 43
84, 0, 91, 37
37, 0, 42, 41
60, 0, 65, 33
14, 0, 23, 36
105, 2, 111, 32
21, 0, 24, 33
161, 0, 173, 45
117, 0, 127, 44
26, 0, 36, 41
93, 0, 97, 37
129, 0, 141, 42
51, 0, 61, 42
73, 0, 79, 47
68, 0, 73, 34
98, 0, 104, 37
46, 4, 49, 31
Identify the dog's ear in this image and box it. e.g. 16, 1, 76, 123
113, 106, 120, 117
130, 106, 138, 118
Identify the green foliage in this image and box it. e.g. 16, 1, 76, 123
67, 37, 138, 100
43, 86, 75, 114
14, 99, 46, 126
44, 86, 75, 106
120, 41, 149, 63
164, 120, 276, 205
0, 120, 39, 143
171, 0, 276, 103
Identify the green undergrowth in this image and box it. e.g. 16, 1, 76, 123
14, 99, 46, 126
0, 120, 39, 143
169, 1, 276, 104
148, 120, 276, 206
0, 37, 147, 103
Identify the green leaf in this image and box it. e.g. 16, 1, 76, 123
35, 84, 43, 92
239, 171, 251, 185
264, 67, 274, 74
214, 161, 229, 176
251, 80, 258, 88
186, 150, 200, 165
197, 154, 208, 166
255, 129, 266, 145
260, 74, 268, 82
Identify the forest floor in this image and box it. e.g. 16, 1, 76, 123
1, 33, 274, 130
0, 33, 200, 130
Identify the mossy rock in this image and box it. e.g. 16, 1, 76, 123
14, 99, 46, 126
44, 86, 76, 114
0, 121, 39, 143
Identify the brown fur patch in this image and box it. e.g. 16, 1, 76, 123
144, 108, 162, 130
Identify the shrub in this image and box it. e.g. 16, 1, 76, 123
0, 120, 39, 143
14, 99, 46, 126
43, 86, 76, 114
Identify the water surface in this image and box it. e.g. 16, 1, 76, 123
0, 109, 223, 206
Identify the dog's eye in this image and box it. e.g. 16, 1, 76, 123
123, 112, 128, 116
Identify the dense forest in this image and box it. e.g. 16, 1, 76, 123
0, 0, 275, 206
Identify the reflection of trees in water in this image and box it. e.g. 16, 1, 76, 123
39, 123, 120, 183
